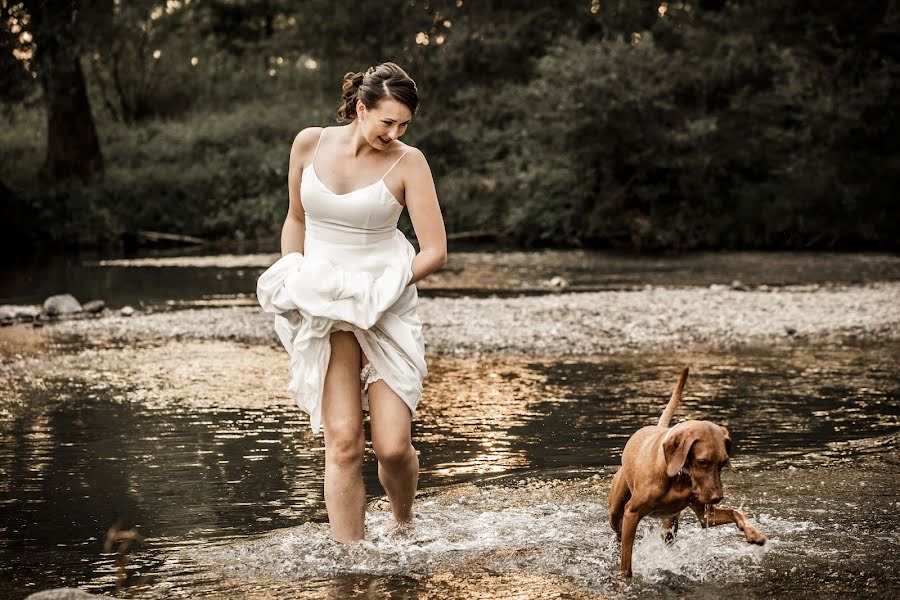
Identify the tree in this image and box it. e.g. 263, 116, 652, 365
20, 0, 109, 183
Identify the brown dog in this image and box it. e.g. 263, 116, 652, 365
608, 366, 766, 577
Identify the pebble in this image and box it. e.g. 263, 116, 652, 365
548, 276, 568, 289
41, 283, 900, 357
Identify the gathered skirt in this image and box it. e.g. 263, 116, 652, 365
256, 231, 427, 433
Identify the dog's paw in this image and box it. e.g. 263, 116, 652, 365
661, 528, 676, 545
744, 526, 766, 545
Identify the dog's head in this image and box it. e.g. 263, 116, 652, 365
663, 420, 732, 504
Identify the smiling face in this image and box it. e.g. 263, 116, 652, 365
356, 97, 413, 149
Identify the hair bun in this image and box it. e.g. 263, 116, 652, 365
335, 62, 419, 123
337, 71, 366, 121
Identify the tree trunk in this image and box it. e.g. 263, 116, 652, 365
29, 0, 105, 183
42, 49, 104, 182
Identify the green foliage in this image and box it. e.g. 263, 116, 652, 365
1, 0, 897, 251
451, 2, 900, 249
2, 92, 329, 247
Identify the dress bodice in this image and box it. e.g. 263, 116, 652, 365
300, 127, 409, 246
301, 163, 404, 245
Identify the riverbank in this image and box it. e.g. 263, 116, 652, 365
8, 282, 896, 358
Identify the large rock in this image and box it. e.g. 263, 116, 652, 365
42, 294, 82, 316
26, 589, 111, 599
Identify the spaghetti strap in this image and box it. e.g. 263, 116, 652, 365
311, 127, 325, 163
381, 147, 412, 180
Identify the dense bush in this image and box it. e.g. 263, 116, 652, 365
423, 2, 900, 249
1, 0, 897, 252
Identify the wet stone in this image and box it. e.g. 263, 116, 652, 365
25, 590, 110, 599
42, 294, 82, 316
0, 305, 40, 320
81, 300, 106, 313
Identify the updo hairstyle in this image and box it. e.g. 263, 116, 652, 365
336, 62, 418, 122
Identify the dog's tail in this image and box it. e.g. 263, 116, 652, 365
657, 366, 689, 428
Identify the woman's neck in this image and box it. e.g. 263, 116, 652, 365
346, 120, 375, 158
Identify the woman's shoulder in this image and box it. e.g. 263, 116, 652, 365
394, 141, 426, 164
292, 126, 325, 150
395, 143, 430, 176
290, 127, 328, 169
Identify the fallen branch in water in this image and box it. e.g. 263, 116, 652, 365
137, 230, 207, 245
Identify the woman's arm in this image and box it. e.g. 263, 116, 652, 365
280, 128, 320, 256
403, 148, 447, 284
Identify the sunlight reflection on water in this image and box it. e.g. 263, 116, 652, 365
0, 340, 898, 597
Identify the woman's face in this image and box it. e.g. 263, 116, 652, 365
357, 98, 413, 150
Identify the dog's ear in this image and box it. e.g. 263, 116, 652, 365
721, 426, 733, 457
664, 427, 696, 478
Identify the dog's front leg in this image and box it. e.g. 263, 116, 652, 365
689, 502, 766, 545
661, 513, 679, 545
619, 503, 642, 577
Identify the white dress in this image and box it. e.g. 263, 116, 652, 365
256, 128, 427, 433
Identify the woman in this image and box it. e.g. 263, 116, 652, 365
256, 62, 447, 542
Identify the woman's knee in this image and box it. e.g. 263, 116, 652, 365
373, 437, 414, 468
325, 427, 365, 467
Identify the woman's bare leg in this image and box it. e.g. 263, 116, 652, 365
322, 331, 366, 542
368, 379, 418, 523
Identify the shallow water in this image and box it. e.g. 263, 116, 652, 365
1, 340, 898, 598
3, 249, 900, 307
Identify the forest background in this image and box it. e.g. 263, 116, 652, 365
1, 0, 898, 255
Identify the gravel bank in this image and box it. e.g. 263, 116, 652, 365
38, 283, 900, 357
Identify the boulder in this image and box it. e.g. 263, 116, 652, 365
120, 306, 135, 317
82, 300, 106, 313
42, 294, 82, 316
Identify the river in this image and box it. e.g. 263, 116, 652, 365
1, 249, 898, 599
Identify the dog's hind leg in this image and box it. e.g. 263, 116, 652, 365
660, 514, 679, 545
608, 469, 630, 543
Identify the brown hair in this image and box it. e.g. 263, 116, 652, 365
336, 62, 418, 122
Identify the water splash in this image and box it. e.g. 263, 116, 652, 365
195, 478, 782, 595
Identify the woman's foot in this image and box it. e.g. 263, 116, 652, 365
386, 518, 415, 540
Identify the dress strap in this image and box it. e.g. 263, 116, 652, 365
312, 127, 325, 162
381, 147, 412, 180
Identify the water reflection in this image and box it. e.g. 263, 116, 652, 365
3, 250, 899, 307
0, 340, 897, 597
418, 359, 551, 478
